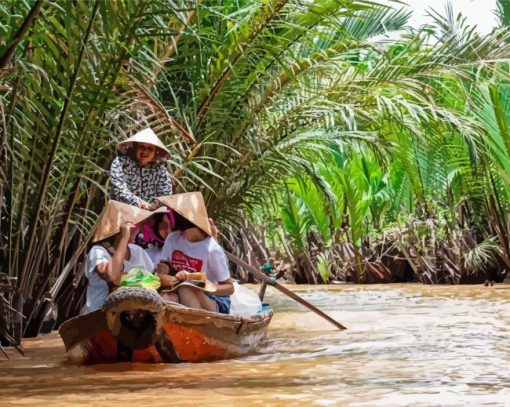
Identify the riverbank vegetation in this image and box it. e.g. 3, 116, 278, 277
1, 0, 510, 342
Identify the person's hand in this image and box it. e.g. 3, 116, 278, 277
156, 262, 170, 275
209, 218, 218, 240
148, 202, 160, 211
119, 222, 133, 241
159, 273, 179, 288
139, 201, 151, 210
175, 270, 190, 281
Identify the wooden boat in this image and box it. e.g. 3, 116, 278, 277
58, 287, 273, 364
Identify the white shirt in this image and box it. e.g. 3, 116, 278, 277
146, 246, 165, 266
83, 243, 154, 313
159, 232, 230, 284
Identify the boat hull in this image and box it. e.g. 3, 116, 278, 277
59, 288, 272, 364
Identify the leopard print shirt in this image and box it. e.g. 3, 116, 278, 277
109, 156, 172, 206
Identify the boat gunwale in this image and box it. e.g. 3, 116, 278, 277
59, 301, 273, 351
161, 300, 272, 323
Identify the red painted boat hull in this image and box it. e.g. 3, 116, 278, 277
59, 299, 272, 364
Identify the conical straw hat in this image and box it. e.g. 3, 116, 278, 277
156, 192, 212, 237
93, 200, 168, 242
118, 128, 171, 160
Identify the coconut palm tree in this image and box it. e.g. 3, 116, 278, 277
237, 4, 510, 284
0, 0, 199, 339
2, 0, 510, 341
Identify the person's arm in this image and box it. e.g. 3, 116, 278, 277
96, 225, 130, 286
158, 273, 179, 287
215, 277, 234, 296
109, 157, 144, 207
155, 261, 170, 275
209, 218, 219, 240
86, 247, 110, 281
208, 244, 234, 296
154, 233, 174, 275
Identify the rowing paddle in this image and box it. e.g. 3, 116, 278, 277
225, 252, 347, 330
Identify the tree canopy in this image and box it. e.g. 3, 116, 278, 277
2, 0, 510, 337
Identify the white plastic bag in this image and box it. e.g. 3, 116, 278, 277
230, 282, 262, 317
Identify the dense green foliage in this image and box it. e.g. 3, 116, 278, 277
229, 3, 510, 285
2, 0, 510, 338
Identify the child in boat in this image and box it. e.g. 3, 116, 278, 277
142, 211, 173, 265
155, 192, 234, 314
83, 201, 163, 313
109, 127, 172, 210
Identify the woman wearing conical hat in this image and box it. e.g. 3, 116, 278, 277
155, 192, 234, 314
109, 128, 172, 210
83, 201, 166, 313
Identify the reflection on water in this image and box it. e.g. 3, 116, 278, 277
1, 284, 510, 406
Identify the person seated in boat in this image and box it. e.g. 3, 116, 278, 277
110, 127, 172, 211
83, 201, 165, 313
155, 192, 234, 314
139, 210, 173, 265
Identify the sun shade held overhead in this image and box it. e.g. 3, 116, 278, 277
93, 200, 167, 242
156, 192, 212, 237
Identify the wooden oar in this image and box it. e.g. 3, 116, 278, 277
225, 252, 347, 330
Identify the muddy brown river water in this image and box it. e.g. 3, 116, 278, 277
1, 284, 510, 406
